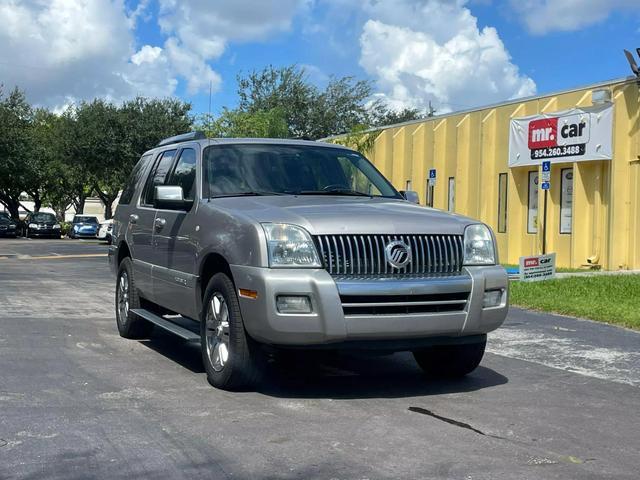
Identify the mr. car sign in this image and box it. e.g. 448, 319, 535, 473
509, 105, 612, 168
527, 114, 589, 159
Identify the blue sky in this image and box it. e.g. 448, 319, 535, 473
1, 1, 638, 118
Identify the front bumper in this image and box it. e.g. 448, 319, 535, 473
231, 265, 508, 347
73, 229, 98, 237
28, 228, 60, 237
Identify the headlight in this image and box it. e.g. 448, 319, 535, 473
262, 223, 321, 268
53, 224, 61, 229
463, 224, 496, 265
29, 223, 37, 228
8, 224, 15, 229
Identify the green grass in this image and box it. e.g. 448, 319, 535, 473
510, 274, 640, 330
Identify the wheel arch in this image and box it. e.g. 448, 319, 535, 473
117, 240, 131, 266
196, 252, 234, 319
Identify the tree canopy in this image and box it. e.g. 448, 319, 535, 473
1, 64, 424, 219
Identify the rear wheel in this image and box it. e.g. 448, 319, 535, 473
115, 257, 153, 339
413, 340, 486, 378
200, 273, 262, 390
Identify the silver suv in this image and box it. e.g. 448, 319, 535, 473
109, 132, 508, 390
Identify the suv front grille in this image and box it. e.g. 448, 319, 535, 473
340, 291, 469, 316
314, 234, 464, 276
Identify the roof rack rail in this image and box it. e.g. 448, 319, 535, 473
156, 131, 207, 147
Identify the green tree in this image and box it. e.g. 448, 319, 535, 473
200, 107, 288, 138
368, 105, 423, 127
235, 65, 374, 139
0, 87, 33, 219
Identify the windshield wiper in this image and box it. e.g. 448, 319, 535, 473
291, 189, 372, 197
212, 191, 288, 198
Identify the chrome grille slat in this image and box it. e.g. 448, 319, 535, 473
315, 233, 464, 276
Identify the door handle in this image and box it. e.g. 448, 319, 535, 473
129, 214, 139, 224
154, 217, 166, 230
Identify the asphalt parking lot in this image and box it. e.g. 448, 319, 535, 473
1, 239, 639, 480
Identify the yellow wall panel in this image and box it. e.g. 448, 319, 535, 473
332, 78, 640, 269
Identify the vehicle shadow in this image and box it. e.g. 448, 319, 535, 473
138, 329, 205, 374
138, 331, 508, 399
258, 350, 508, 400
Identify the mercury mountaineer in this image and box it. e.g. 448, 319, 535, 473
109, 132, 508, 390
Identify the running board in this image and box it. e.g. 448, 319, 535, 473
130, 309, 200, 342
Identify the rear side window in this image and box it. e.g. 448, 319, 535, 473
166, 148, 197, 200
120, 154, 152, 205
142, 150, 177, 205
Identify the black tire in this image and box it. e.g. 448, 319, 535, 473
115, 257, 153, 339
200, 273, 262, 391
413, 340, 486, 378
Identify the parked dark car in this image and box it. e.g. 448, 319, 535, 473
68, 215, 99, 239
21, 212, 61, 238
0, 212, 18, 237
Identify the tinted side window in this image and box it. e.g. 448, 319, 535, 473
120, 154, 152, 205
166, 149, 197, 200
142, 150, 177, 205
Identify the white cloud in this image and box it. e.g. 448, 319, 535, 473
155, 0, 310, 95
354, 0, 536, 113
0, 0, 308, 108
158, 0, 310, 42
0, 0, 177, 108
511, 0, 639, 35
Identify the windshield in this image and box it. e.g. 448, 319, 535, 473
73, 216, 98, 224
204, 144, 401, 198
32, 213, 56, 222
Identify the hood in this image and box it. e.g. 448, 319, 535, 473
210, 196, 476, 235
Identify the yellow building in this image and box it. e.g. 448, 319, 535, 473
331, 77, 640, 270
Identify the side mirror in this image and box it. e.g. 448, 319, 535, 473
154, 185, 193, 211
400, 190, 420, 204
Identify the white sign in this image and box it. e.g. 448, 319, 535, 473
428, 168, 437, 186
509, 104, 613, 167
541, 160, 551, 182
519, 253, 556, 282
560, 168, 573, 234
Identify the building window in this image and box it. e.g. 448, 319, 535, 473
498, 173, 508, 233
447, 177, 455, 212
527, 170, 539, 234
560, 168, 573, 234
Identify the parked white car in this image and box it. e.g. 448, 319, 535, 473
97, 219, 113, 244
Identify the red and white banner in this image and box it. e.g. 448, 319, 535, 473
508, 104, 613, 167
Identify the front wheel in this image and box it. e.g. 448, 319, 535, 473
115, 257, 153, 339
201, 273, 262, 391
413, 340, 486, 378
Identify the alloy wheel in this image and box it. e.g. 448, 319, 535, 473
205, 293, 230, 372
117, 272, 129, 325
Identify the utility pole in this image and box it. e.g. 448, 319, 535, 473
427, 101, 436, 117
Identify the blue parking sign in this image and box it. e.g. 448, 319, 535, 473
541, 181, 550, 190
429, 169, 437, 179
542, 160, 551, 172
